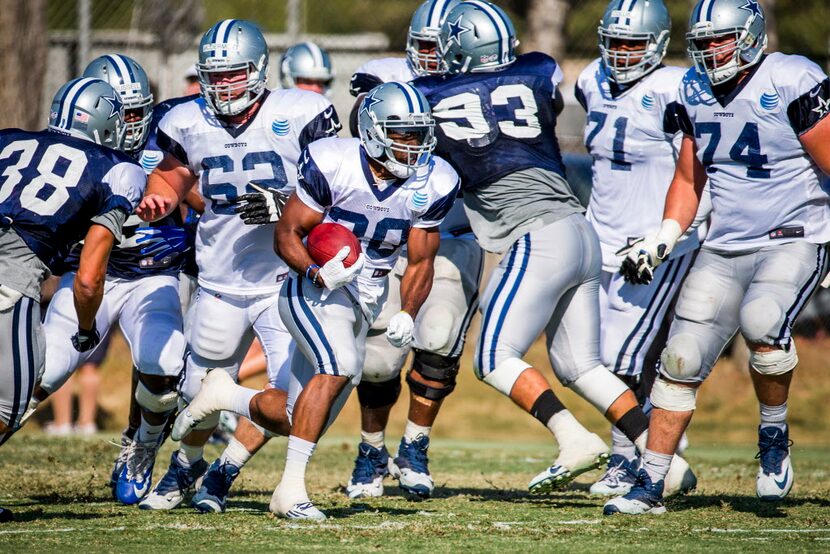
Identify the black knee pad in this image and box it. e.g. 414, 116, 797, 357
357, 377, 402, 409
406, 349, 460, 401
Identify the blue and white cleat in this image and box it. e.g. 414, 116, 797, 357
755, 425, 794, 501
603, 469, 667, 515
110, 431, 134, 499
346, 443, 389, 499
115, 439, 157, 505
389, 436, 434, 500
191, 459, 241, 513
139, 451, 208, 510
529, 432, 609, 493
270, 484, 326, 520
589, 454, 637, 496
281, 501, 326, 520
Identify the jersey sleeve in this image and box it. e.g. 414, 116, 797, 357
101, 161, 145, 214
780, 57, 830, 135
295, 147, 332, 213
415, 163, 461, 229
90, 209, 129, 242
155, 108, 190, 167
299, 103, 342, 151
349, 72, 384, 97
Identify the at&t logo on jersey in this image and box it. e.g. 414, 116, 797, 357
641, 94, 655, 111
410, 191, 428, 210
272, 119, 290, 136
140, 150, 163, 173
760, 91, 780, 111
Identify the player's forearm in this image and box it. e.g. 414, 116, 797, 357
662, 178, 701, 233
73, 269, 104, 330
275, 226, 317, 278
146, 172, 185, 215
399, 261, 434, 318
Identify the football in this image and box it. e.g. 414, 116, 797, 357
306, 222, 362, 267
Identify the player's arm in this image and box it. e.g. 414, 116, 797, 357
72, 223, 116, 351
799, 112, 830, 176
274, 193, 325, 282
136, 154, 197, 222
663, 134, 708, 232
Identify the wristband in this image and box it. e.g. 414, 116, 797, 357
305, 264, 320, 280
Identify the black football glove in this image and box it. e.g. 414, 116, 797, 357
233, 183, 288, 225
71, 322, 100, 353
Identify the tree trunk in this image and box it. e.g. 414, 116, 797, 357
0, 0, 48, 130
525, 0, 571, 60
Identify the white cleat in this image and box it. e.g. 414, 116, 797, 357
664, 454, 697, 497
589, 454, 637, 496
529, 432, 609, 493
171, 369, 235, 441
756, 425, 794, 501
270, 484, 326, 520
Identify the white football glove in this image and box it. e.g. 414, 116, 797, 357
619, 220, 683, 285
386, 311, 414, 348
317, 246, 364, 290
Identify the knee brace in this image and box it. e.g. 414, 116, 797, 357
481, 357, 530, 397
135, 381, 179, 414
357, 376, 402, 409
749, 344, 798, 376
406, 349, 460, 401
650, 377, 697, 412
660, 333, 703, 381
568, 365, 630, 414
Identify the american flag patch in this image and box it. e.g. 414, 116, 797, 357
74, 111, 89, 123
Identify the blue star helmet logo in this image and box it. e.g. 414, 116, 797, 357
360, 88, 384, 117
446, 15, 472, 47
101, 94, 123, 120
739, 0, 764, 20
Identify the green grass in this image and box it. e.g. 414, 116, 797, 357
1, 435, 829, 552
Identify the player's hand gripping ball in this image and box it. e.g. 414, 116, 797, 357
307, 223, 362, 267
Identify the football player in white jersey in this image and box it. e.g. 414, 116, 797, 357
605, 0, 830, 515
171, 82, 459, 519
135, 19, 341, 511
344, 0, 484, 501
576, 0, 703, 497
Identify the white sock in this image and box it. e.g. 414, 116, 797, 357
177, 443, 204, 468
760, 402, 787, 431
546, 410, 589, 444
219, 437, 252, 468
136, 413, 167, 444
361, 429, 385, 449
230, 386, 258, 419
278, 435, 317, 505
403, 420, 431, 443
641, 449, 672, 484
611, 425, 637, 461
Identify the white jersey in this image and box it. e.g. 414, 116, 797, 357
676, 53, 830, 251
156, 88, 340, 294
577, 60, 702, 270
350, 56, 472, 241
296, 137, 460, 275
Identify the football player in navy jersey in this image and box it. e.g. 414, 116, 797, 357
413, 1, 655, 493
606, 0, 830, 515
0, 77, 144, 521
136, 19, 340, 513
171, 82, 459, 519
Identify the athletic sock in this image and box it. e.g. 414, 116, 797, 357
219, 437, 253, 468
136, 413, 167, 444
361, 429, 385, 449
403, 420, 431, 443
177, 443, 204, 468
279, 435, 317, 504
611, 425, 638, 461
641, 449, 672, 485
759, 402, 787, 431
546, 410, 589, 444
230, 385, 258, 419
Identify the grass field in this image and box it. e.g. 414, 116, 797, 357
1, 435, 830, 552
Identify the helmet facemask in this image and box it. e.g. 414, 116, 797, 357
362, 114, 436, 179
198, 57, 268, 116
407, 28, 443, 76
120, 89, 153, 152
687, 24, 767, 85
598, 27, 669, 84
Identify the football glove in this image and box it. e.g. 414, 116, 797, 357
135, 226, 190, 262
71, 322, 100, 353
386, 311, 414, 348
619, 220, 683, 285
318, 246, 365, 290
233, 183, 288, 225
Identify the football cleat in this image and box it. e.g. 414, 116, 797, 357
529, 432, 609, 493
115, 438, 158, 505
664, 454, 697, 497
110, 431, 134, 498
755, 425, 794, 501
138, 451, 208, 510
172, 369, 235, 441
280, 501, 326, 520
270, 483, 326, 520
589, 454, 637, 496
603, 468, 667, 515
0, 507, 13, 523
388, 436, 434, 500
346, 442, 390, 499
191, 459, 241, 513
